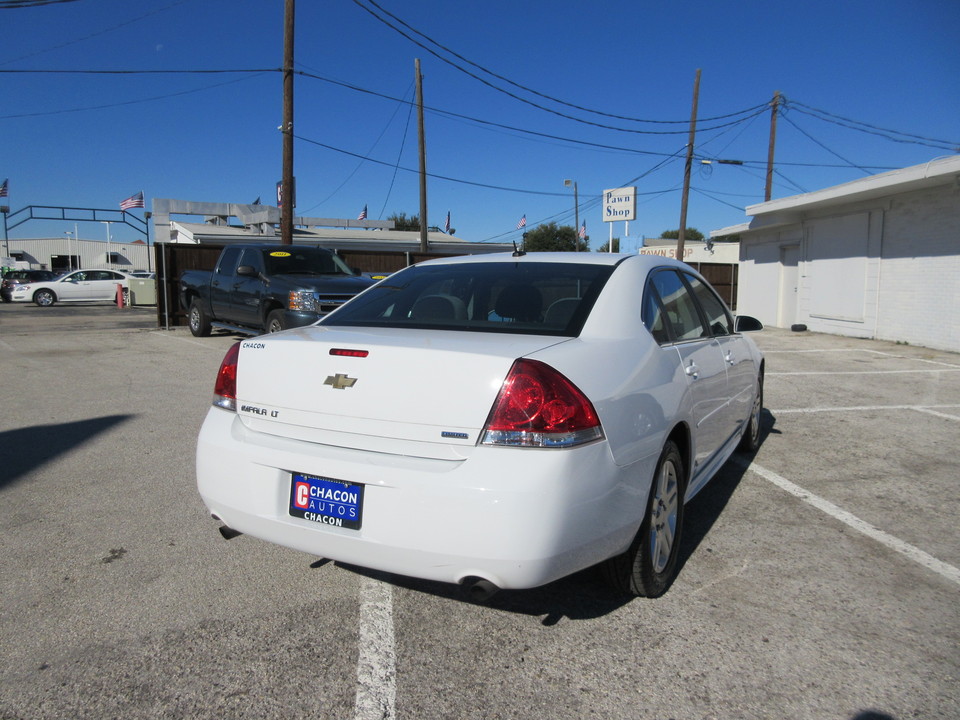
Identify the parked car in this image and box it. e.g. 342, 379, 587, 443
179, 244, 377, 336
130, 271, 156, 279
196, 252, 764, 599
1, 269, 59, 302
11, 269, 134, 306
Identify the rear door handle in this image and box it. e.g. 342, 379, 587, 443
685, 362, 700, 379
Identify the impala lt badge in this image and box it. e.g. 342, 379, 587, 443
324, 373, 357, 390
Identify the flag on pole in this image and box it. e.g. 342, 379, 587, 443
578, 221, 586, 240
0, 179, 8, 198
357, 205, 368, 220
120, 191, 144, 210
444, 210, 451, 233
516, 214, 526, 230
252, 196, 261, 205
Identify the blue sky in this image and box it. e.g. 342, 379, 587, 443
1, 0, 958, 250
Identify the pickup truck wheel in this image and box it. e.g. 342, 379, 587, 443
188, 299, 212, 337
266, 309, 287, 333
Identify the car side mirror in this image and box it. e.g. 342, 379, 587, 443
236, 265, 258, 277
734, 315, 763, 332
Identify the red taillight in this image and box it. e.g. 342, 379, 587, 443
481, 359, 603, 448
213, 342, 240, 410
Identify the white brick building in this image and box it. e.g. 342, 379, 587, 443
719, 156, 960, 352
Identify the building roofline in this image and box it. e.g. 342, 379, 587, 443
744, 156, 960, 223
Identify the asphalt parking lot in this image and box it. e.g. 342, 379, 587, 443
1, 300, 957, 720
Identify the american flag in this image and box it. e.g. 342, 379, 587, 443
578, 221, 586, 240
444, 210, 451, 233
120, 191, 144, 210
0, 179, 8, 198
516, 214, 526, 230
357, 205, 368, 220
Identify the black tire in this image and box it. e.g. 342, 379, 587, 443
737, 370, 763, 453
188, 299, 212, 337
34, 289, 56, 307
265, 309, 287, 333
602, 440, 686, 598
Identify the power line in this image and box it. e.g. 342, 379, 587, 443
0, 0, 80, 8
353, 0, 769, 127
784, 98, 960, 152
0, 0, 192, 66
0, 72, 270, 119
779, 111, 873, 175
348, 0, 769, 135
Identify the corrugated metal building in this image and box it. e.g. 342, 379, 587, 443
2, 236, 153, 274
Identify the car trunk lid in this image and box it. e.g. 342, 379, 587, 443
233, 325, 566, 457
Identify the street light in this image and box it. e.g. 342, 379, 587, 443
1, 205, 9, 260
563, 179, 579, 252
64, 231, 74, 272
101, 221, 113, 269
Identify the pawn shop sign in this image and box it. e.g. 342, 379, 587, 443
603, 187, 636, 222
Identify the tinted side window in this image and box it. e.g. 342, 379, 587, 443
648, 269, 707, 341
240, 248, 265, 273
684, 272, 732, 336
215, 248, 242, 277
642, 280, 670, 345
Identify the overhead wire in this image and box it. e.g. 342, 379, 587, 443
779, 109, 873, 175
353, 0, 769, 127
0, 0, 193, 66
784, 98, 960, 152
0, 71, 271, 119
347, 0, 769, 136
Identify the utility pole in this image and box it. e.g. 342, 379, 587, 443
280, 0, 295, 245
677, 68, 701, 260
765, 91, 780, 202
416, 59, 429, 254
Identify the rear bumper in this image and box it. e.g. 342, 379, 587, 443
196, 407, 654, 590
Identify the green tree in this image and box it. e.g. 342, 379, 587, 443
597, 238, 621, 253
661, 227, 705, 242
388, 212, 420, 231
522, 222, 588, 252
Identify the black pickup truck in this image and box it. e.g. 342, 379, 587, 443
179, 244, 377, 336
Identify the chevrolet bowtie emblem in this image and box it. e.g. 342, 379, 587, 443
324, 373, 357, 390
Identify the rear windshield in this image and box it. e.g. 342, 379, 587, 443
320, 261, 614, 336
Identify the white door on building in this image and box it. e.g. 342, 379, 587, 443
778, 245, 799, 327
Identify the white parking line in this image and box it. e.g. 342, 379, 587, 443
733, 457, 960, 587
769, 346, 960, 364
768, 368, 960, 376
354, 578, 397, 720
772, 404, 960, 420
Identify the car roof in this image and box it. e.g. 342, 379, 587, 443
414, 251, 693, 273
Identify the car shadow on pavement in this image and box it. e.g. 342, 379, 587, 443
334, 412, 781, 625
677, 408, 779, 579
338, 561, 633, 624
0, 415, 132, 491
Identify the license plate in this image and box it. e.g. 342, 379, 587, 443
289, 473, 363, 530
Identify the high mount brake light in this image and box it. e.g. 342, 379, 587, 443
330, 348, 369, 357
481, 359, 603, 448
212, 342, 240, 411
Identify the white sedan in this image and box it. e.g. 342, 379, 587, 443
12, 269, 134, 306
197, 252, 764, 599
